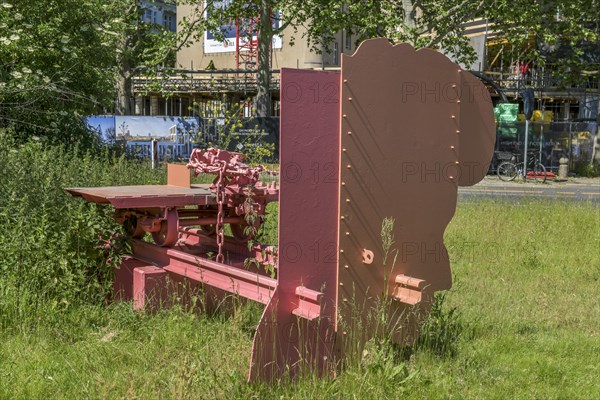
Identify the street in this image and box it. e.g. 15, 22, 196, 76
458, 177, 600, 203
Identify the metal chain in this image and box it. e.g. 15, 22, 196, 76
215, 162, 226, 263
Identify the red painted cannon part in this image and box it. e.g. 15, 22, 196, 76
65, 38, 495, 383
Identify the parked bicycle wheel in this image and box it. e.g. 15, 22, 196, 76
497, 161, 518, 181
531, 163, 547, 183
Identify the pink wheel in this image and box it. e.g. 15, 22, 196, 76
152, 209, 179, 247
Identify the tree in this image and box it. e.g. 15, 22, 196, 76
485, 0, 599, 165
177, 0, 489, 117
0, 0, 181, 142
0, 0, 120, 142
110, 0, 179, 115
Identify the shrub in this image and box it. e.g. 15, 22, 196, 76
0, 134, 162, 331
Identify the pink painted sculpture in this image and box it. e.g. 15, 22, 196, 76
67, 38, 495, 382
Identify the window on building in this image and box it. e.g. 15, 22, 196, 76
333, 42, 339, 65
345, 30, 351, 50
163, 13, 175, 31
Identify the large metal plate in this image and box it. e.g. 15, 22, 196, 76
249, 68, 340, 381
337, 39, 494, 348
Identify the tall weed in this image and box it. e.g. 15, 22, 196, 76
0, 136, 162, 332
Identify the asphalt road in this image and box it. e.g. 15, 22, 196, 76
458, 177, 600, 203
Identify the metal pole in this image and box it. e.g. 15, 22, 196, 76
538, 96, 544, 166
523, 119, 529, 180
151, 139, 158, 169
539, 119, 544, 167
569, 121, 573, 170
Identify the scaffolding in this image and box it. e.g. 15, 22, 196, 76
235, 17, 259, 71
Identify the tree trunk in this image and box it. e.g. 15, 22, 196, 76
116, 19, 133, 116
402, 0, 417, 29
255, 0, 272, 117
116, 60, 132, 116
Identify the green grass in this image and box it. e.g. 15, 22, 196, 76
404, 200, 600, 399
1, 140, 599, 399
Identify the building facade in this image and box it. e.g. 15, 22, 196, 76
140, 0, 177, 32
132, 3, 356, 118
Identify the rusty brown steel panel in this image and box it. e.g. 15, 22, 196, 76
337, 39, 494, 351
249, 68, 340, 381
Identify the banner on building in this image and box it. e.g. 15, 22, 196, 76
199, 117, 280, 162
204, 1, 282, 54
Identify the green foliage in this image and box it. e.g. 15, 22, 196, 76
487, 0, 599, 78
380, 216, 396, 266
415, 292, 467, 357
574, 160, 600, 177
255, 202, 278, 245
109, 0, 180, 114
0, 134, 163, 332
194, 95, 276, 164
0, 0, 180, 139
195, 0, 483, 64
0, 0, 117, 141
174, 0, 491, 116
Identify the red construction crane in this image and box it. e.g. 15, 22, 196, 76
235, 17, 259, 70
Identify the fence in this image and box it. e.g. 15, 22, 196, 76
127, 140, 194, 161
493, 120, 597, 172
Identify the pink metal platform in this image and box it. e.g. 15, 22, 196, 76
66, 184, 215, 208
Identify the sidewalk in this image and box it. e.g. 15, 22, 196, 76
459, 175, 599, 202
475, 175, 600, 189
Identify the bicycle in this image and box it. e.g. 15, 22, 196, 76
497, 152, 547, 183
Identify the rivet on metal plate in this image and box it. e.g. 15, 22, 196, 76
362, 249, 374, 265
